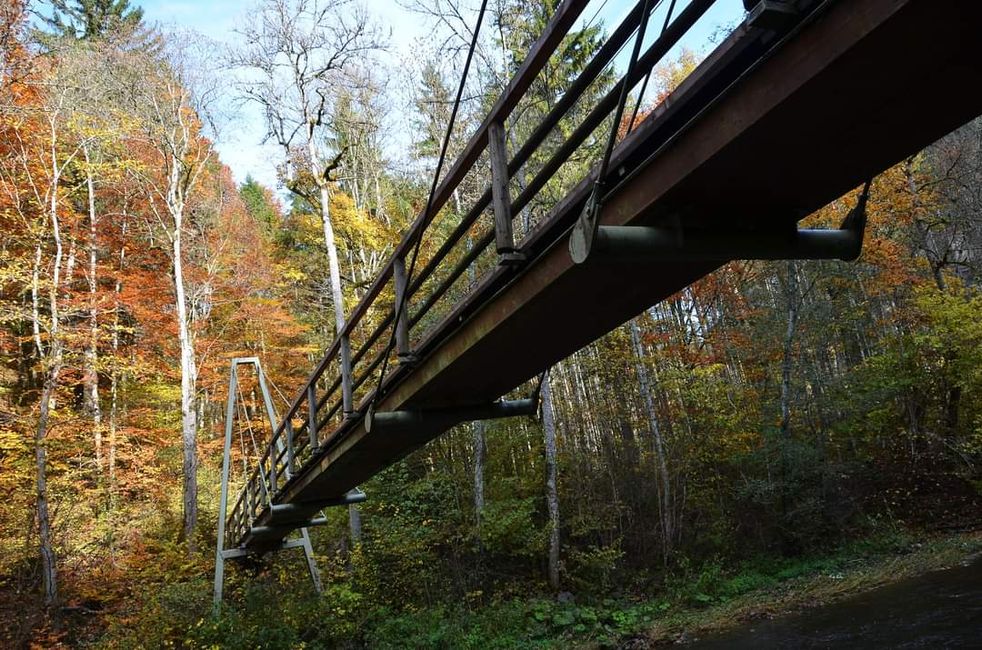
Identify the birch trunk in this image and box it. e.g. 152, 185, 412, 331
473, 421, 486, 525
35, 152, 66, 607
542, 375, 560, 589
108, 236, 125, 486
310, 138, 361, 544
780, 259, 799, 438
171, 186, 199, 550
629, 319, 673, 559
82, 146, 103, 472
509, 126, 560, 585
105, 211, 130, 490
35, 359, 60, 607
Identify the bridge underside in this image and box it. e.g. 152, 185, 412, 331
244, 0, 982, 549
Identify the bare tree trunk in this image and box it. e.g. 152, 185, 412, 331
172, 208, 199, 551
35, 354, 61, 608
81, 146, 103, 472
507, 125, 560, 586
320, 181, 362, 542
629, 319, 673, 560
311, 142, 362, 545
315, 178, 346, 336
108, 356, 119, 485
64, 234, 76, 287
473, 420, 486, 526
542, 375, 560, 590
35, 157, 66, 607
108, 231, 125, 487
780, 259, 799, 438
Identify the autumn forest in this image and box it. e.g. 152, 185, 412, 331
1, 0, 980, 647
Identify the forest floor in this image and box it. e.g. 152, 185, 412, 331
630, 529, 982, 648
353, 527, 982, 649
5, 527, 981, 648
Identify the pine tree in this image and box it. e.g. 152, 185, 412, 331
38, 0, 145, 43
240, 176, 281, 234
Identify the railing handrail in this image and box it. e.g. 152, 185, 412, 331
267, 0, 593, 444
229, 0, 727, 544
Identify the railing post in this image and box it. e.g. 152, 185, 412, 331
307, 383, 319, 452
340, 335, 355, 417
286, 418, 296, 473
247, 481, 256, 526
269, 444, 278, 494
488, 121, 525, 265
393, 256, 415, 364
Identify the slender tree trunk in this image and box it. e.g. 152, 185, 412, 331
310, 138, 362, 545
459, 183, 486, 534
348, 501, 362, 543
31, 274, 59, 608
35, 155, 66, 607
108, 358, 119, 485
509, 136, 560, 586
108, 233, 125, 487
314, 172, 346, 336
82, 147, 103, 472
778, 260, 800, 553
63, 234, 76, 287
35, 353, 61, 608
629, 319, 673, 560
542, 375, 560, 589
320, 182, 362, 541
172, 209, 199, 551
780, 260, 799, 438
473, 421, 486, 527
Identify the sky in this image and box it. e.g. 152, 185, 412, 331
134, 0, 744, 191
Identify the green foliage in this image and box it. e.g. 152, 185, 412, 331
366, 597, 672, 649
566, 543, 625, 593
240, 176, 281, 233
101, 577, 366, 649
38, 0, 145, 42
480, 497, 547, 558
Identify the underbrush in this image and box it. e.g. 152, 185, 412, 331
94, 529, 981, 649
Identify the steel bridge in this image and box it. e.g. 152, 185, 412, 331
214, 0, 982, 602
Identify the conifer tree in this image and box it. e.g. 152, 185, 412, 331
40, 0, 144, 41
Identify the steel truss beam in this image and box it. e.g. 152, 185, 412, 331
365, 398, 537, 434
585, 223, 863, 262
572, 173, 870, 264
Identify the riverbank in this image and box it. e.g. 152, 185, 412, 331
635, 529, 982, 648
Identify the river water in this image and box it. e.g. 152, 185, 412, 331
682, 555, 982, 649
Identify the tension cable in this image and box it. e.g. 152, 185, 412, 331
369, 0, 489, 413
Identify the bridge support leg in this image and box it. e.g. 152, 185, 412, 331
299, 527, 323, 594
213, 360, 240, 613
213, 357, 328, 613
213, 552, 226, 613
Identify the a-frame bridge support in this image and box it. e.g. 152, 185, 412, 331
213, 357, 326, 611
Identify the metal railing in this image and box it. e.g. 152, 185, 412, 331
227, 0, 724, 547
